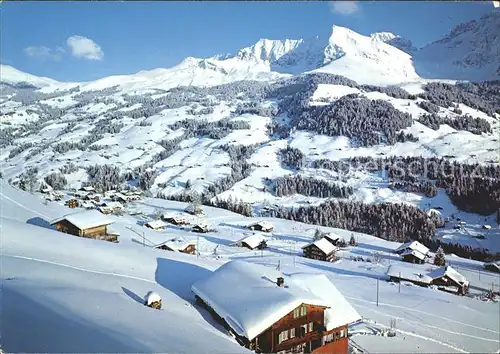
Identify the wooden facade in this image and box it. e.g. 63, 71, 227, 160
432, 275, 469, 295
302, 244, 336, 262
157, 243, 196, 255
402, 253, 425, 264
52, 220, 117, 242
249, 223, 275, 233
195, 298, 349, 354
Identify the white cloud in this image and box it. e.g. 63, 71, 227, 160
23, 45, 65, 61
66, 35, 104, 60
329, 1, 360, 15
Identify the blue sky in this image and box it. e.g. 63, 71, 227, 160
1, 1, 495, 82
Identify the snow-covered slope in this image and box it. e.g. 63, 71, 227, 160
414, 11, 500, 81
1, 65, 63, 88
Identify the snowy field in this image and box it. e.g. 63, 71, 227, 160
1, 181, 499, 353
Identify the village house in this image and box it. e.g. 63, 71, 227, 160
65, 199, 79, 208
145, 219, 168, 231
386, 264, 469, 295
50, 210, 118, 242
192, 223, 210, 233
394, 240, 430, 264
154, 237, 196, 255
302, 238, 338, 262
80, 186, 95, 193
191, 261, 361, 354
484, 261, 500, 273
248, 221, 275, 233
161, 213, 188, 226
98, 201, 124, 215
231, 233, 267, 250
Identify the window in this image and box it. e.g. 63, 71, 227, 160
290, 328, 295, 338
308, 322, 313, 332
323, 333, 334, 344
340, 329, 345, 338
278, 330, 289, 344
293, 308, 300, 318
301, 324, 308, 335
300, 304, 307, 316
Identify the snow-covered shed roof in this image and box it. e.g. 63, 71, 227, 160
51, 210, 115, 230
386, 264, 433, 284
102, 201, 123, 208
428, 266, 468, 286
145, 220, 167, 229
395, 240, 429, 256
81, 186, 95, 192
191, 260, 360, 341
145, 291, 162, 305
302, 238, 337, 255
400, 248, 427, 261
156, 237, 195, 251
233, 233, 266, 249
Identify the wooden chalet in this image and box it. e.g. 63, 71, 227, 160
65, 199, 79, 208
80, 186, 95, 193
145, 220, 167, 230
161, 213, 188, 226
248, 221, 275, 233
50, 210, 117, 242
155, 237, 196, 255
232, 233, 266, 250
98, 201, 123, 215
192, 224, 210, 233
400, 249, 426, 264
484, 261, 500, 273
191, 261, 361, 354
302, 238, 338, 262
428, 266, 469, 295
394, 241, 430, 264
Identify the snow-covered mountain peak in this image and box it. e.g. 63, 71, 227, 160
235, 38, 304, 63
370, 32, 398, 43
0, 64, 62, 88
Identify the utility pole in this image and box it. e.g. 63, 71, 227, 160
398, 272, 401, 294
143, 232, 145, 247
376, 278, 380, 306
197, 236, 199, 259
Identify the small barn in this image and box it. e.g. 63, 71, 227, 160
145, 220, 167, 231
248, 221, 274, 233
400, 249, 427, 264
484, 261, 500, 273
50, 210, 117, 242
161, 213, 188, 226
192, 224, 210, 233
428, 266, 469, 295
232, 233, 266, 250
302, 238, 338, 262
386, 265, 433, 287
155, 237, 196, 255
394, 240, 430, 258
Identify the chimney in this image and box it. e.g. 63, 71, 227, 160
277, 277, 284, 287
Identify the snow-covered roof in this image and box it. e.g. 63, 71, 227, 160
156, 237, 195, 251
428, 266, 468, 286
386, 265, 433, 284
401, 248, 427, 261
146, 220, 167, 229
233, 233, 266, 249
395, 240, 429, 256
249, 221, 274, 229
302, 237, 337, 255
102, 201, 123, 208
145, 291, 162, 305
51, 210, 115, 230
81, 186, 95, 192
191, 260, 360, 341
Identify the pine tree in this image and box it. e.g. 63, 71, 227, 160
434, 246, 446, 266
257, 240, 268, 250
313, 229, 325, 241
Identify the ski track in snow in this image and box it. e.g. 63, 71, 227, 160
362, 318, 470, 354
346, 296, 500, 335
5, 255, 157, 284
356, 302, 498, 350
0, 191, 51, 220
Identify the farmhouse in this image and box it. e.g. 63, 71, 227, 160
161, 213, 188, 225
232, 233, 267, 250
155, 237, 196, 254
302, 238, 338, 262
386, 264, 433, 287
80, 186, 95, 192
394, 241, 429, 258
484, 261, 500, 273
145, 220, 168, 230
248, 221, 275, 233
50, 210, 117, 242
192, 261, 361, 354
98, 201, 124, 215
192, 224, 210, 233
428, 266, 469, 295
400, 249, 426, 264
